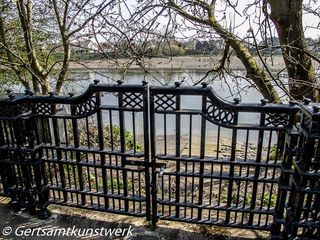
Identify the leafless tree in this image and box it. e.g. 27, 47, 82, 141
1, 0, 320, 102
0, 0, 116, 95
112, 0, 320, 102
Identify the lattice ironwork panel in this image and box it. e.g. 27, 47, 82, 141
265, 113, 289, 127
33, 103, 52, 115
155, 94, 176, 111
122, 92, 143, 109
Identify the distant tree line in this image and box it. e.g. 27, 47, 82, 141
71, 36, 320, 59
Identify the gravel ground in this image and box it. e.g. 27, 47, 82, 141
0, 197, 270, 240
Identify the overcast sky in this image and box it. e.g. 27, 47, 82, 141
125, 0, 320, 39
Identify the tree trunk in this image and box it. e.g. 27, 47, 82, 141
55, 40, 71, 95
41, 76, 50, 95
52, 0, 70, 95
0, 12, 30, 89
268, 0, 318, 101
17, 0, 48, 94
32, 77, 40, 94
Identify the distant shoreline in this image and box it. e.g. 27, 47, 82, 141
69, 55, 286, 72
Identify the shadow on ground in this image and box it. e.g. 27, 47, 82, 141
0, 197, 269, 240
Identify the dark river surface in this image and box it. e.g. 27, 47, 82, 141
59, 69, 284, 144
64, 69, 264, 103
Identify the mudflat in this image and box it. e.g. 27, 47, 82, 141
69, 55, 286, 71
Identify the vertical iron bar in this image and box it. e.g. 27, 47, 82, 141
109, 110, 114, 150
175, 95, 181, 219
0, 120, 12, 194
225, 112, 238, 223
241, 130, 250, 224
290, 138, 315, 237
51, 105, 67, 202
271, 115, 298, 237
70, 105, 86, 205
248, 113, 265, 225
189, 115, 192, 157
143, 86, 151, 221
14, 117, 35, 212
150, 92, 158, 228
96, 92, 109, 209
164, 114, 167, 155
118, 91, 128, 212
198, 95, 207, 221
29, 114, 51, 218
3, 120, 10, 145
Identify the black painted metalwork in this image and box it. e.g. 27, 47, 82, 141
149, 85, 300, 234
280, 100, 320, 239
0, 81, 319, 239
0, 82, 151, 219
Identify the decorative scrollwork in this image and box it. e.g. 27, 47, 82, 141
17, 103, 31, 115
0, 104, 13, 117
206, 101, 235, 125
303, 115, 312, 130
74, 96, 97, 116
0, 103, 31, 118
155, 94, 176, 111
265, 113, 289, 127
122, 92, 143, 109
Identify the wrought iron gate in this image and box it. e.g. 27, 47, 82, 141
149, 84, 297, 231
0, 81, 319, 239
0, 82, 151, 219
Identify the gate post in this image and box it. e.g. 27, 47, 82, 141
282, 100, 320, 239
142, 81, 151, 222
271, 128, 299, 239
0, 107, 12, 196
0, 91, 51, 218
271, 101, 299, 239
25, 110, 51, 219
149, 91, 158, 229
0, 92, 37, 213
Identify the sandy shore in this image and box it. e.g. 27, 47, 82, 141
69, 55, 286, 72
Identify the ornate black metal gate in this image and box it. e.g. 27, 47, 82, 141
0, 82, 151, 219
0, 81, 319, 239
149, 84, 298, 231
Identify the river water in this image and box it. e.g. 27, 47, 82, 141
64, 69, 264, 103
48, 68, 287, 144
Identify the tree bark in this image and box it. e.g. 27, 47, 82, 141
17, 0, 48, 94
0, 11, 30, 89
268, 0, 318, 101
52, 0, 70, 95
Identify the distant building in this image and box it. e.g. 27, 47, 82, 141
71, 40, 97, 53
195, 39, 224, 53
258, 37, 281, 54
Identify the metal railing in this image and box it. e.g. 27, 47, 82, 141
0, 81, 318, 239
